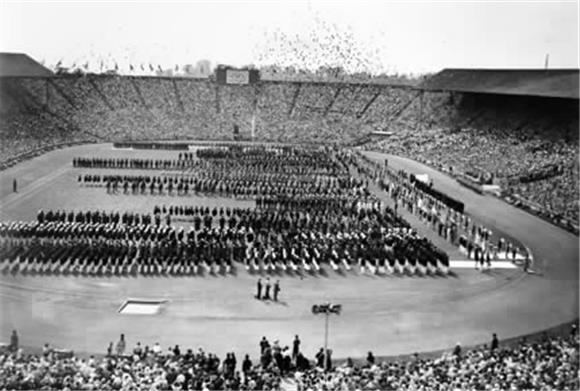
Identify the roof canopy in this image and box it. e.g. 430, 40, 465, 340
420, 69, 579, 100
0, 53, 53, 77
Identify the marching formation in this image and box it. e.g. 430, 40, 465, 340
1, 146, 452, 277
0, 200, 448, 276
77, 146, 367, 199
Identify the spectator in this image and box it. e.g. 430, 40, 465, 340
260, 336, 269, 354
366, 351, 375, 367
315, 348, 324, 368
115, 333, 126, 356
292, 335, 301, 362
242, 354, 252, 374
42, 343, 51, 357
9, 330, 18, 353
491, 333, 499, 351
152, 341, 162, 355
133, 341, 143, 358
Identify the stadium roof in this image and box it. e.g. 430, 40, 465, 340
0, 53, 53, 77
420, 69, 579, 99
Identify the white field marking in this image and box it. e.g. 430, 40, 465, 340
118, 298, 168, 315
119, 302, 162, 315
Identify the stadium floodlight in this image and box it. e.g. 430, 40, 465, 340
312, 302, 341, 371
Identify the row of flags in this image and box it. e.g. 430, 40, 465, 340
52, 60, 209, 77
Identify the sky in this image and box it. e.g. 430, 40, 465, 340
0, 0, 578, 75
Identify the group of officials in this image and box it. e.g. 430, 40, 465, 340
256, 278, 281, 301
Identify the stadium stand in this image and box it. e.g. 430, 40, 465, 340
0, 56, 577, 232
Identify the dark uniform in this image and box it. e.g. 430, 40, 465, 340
264, 279, 271, 300
256, 279, 262, 299
273, 280, 280, 301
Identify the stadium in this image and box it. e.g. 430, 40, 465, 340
0, 3, 579, 390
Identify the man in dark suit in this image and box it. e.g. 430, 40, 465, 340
264, 278, 271, 300
256, 278, 262, 300
292, 335, 300, 362
491, 333, 499, 351
242, 354, 252, 375
273, 280, 280, 301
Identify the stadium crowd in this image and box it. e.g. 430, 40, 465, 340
295, 326, 580, 391
1, 325, 578, 390
0, 111, 95, 171
0, 334, 284, 391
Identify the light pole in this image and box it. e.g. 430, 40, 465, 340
312, 302, 341, 371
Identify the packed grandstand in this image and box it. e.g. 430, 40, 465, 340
0, 55, 578, 234
0, 52, 579, 391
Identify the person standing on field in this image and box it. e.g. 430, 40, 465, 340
273, 280, 280, 301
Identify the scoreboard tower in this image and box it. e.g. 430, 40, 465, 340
215, 65, 260, 85
214, 65, 260, 140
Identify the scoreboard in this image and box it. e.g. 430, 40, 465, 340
226, 69, 249, 84
215, 65, 260, 85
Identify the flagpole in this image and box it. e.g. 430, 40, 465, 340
324, 310, 329, 370
251, 113, 256, 141
312, 302, 341, 372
